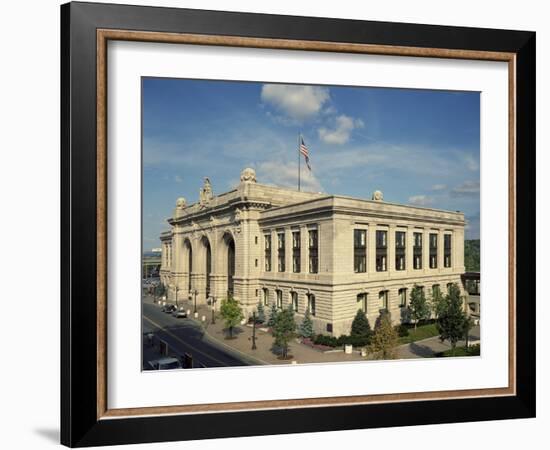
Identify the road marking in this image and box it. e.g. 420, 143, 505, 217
144, 315, 229, 366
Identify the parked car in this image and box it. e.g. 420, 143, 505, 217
147, 357, 182, 370
172, 309, 188, 318
161, 304, 177, 313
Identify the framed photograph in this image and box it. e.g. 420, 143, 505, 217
61, 1, 535, 447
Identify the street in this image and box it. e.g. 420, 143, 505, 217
142, 300, 250, 369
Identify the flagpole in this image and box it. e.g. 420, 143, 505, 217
298, 133, 301, 192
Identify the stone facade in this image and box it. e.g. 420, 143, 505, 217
160, 168, 466, 337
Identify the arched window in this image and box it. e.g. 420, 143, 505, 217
398, 288, 407, 307
357, 293, 367, 312
186, 241, 193, 292
227, 238, 235, 295
291, 291, 298, 312
307, 294, 316, 316
379, 290, 389, 311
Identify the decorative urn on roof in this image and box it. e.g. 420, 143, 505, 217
240, 167, 257, 183
175, 197, 187, 209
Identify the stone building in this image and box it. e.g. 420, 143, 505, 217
159, 168, 465, 337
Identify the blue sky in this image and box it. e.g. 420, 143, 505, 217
142, 78, 480, 251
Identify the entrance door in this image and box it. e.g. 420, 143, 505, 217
227, 239, 235, 296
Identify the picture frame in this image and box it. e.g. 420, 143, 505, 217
61, 1, 536, 447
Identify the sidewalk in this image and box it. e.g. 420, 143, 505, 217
397, 326, 481, 359
146, 295, 365, 365
146, 295, 480, 364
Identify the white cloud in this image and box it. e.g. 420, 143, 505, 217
431, 184, 447, 191
256, 160, 323, 193
260, 84, 330, 121
408, 195, 434, 206
318, 115, 364, 145
464, 154, 479, 171
451, 180, 480, 197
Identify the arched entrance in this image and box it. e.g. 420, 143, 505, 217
184, 239, 192, 292
227, 238, 235, 296
201, 237, 212, 297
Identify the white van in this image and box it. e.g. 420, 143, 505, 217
147, 357, 182, 370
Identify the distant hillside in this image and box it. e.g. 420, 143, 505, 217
464, 239, 480, 272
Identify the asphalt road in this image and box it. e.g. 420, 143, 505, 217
142, 301, 250, 369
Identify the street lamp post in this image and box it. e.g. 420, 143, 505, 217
211, 297, 216, 324
251, 312, 257, 350
193, 289, 198, 314
175, 286, 179, 309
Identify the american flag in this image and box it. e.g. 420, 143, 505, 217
300, 137, 311, 170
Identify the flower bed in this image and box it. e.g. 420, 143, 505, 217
300, 337, 337, 352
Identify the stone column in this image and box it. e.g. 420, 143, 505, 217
367, 224, 376, 274
438, 230, 444, 272
172, 233, 185, 290
300, 225, 308, 274
285, 227, 293, 274
455, 227, 465, 270
423, 228, 430, 274
271, 229, 277, 274
406, 227, 414, 272
388, 224, 396, 274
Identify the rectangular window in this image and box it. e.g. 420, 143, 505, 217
432, 284, 441, 298
376, 230, 387, 272
429, 233, 438, 269
291, 291, 298, 312
292, 231, 301, 273
379, 290, 388, 311
262, 288, 269, 306
264, 235, 271, 272
308, 229, 318, 274
444, 234, 452, 268
307, 294, 316, 316
398, 288, 407, 307
357, 293, 367, 312
413, 232, 423, 269
354, 229, 367, 273
277, 232, 285, 272
276, 290, 283, 309
395, 231, 406, 271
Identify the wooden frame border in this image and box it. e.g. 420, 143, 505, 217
96, 29, 515, 419
62, 2, 535, 446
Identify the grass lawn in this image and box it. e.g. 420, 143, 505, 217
435, 344, 480, 357
398, 322, 440, 345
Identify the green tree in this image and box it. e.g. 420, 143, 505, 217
272, 307, 297, 359
461, 315, 476, 348
409, 285, 431, 329
431, 288, 448, 320
464, 239, 480, 272
267, 303, 278, 328
350, 309, 372, 341
299, 308, 314, 339
154, 283, 166, 298
219, 295, 244, 339
256, 301, 266, 324
437, 283, 467, 354
368, 310, 399, 360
